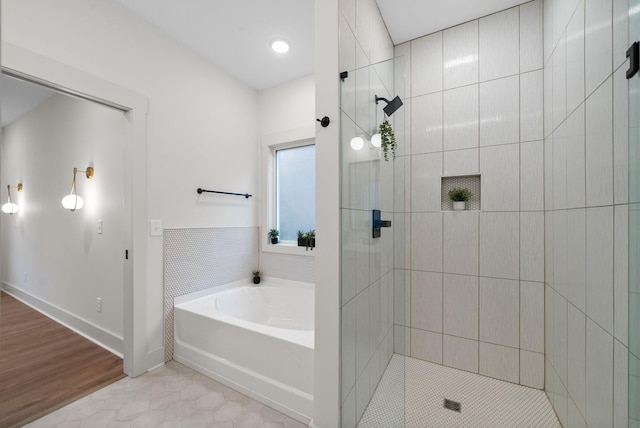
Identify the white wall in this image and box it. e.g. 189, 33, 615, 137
258, 75, 316, 284
543, 0, 629, 426
1, 93, 126, 351
2, 0, 260, 368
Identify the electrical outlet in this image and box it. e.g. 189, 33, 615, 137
24, 272, 28, 283
96, 297, 102, 313
97, 219, 103, 234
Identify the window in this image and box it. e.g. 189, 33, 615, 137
275, 144, 315, 242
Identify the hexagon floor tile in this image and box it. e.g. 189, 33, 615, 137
26, 360, 307, 428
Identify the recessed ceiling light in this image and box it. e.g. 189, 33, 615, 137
271, 39, 290, 54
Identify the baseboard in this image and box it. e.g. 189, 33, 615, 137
146, 346, 165, 372
1, 282, 123, 357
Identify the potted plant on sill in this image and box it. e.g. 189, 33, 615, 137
297, 230, 308, 247
448, 187, 471, 211
268, 229, 279, 244
252, 270, 260, 285
306, 229, 315, 251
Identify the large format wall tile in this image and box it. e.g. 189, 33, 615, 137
479, 212, 519, 279
411, 32, 443, 97
567, 303, 587, 418
411, 213, 443, 272
443, 335, 479, 373
443, 212, 479, 276
479, 7, 519, 81
585, 0, 613, 96
520, 71, 544, 143
521, 212, 544, 283
443, 21, 479, 89
520, 281, 544, 353
564, 105, 586, 209
479, 76, 519, 147
520, 0, 544, 73
585, 77, 614, 207
566, 1, 585, 115
411, 153, 442, 212
411, 93, 443, 155
480, 144, 520, 211
586, 206, 614, 334
479, 342, 519, 383
410, 271, 443, 333
444, 85, 479, 151
443, 274, 478, 340
479, 277, 519, 347
520, 350, 544, 389
585, 319, 614, 428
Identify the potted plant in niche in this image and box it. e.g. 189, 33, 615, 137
252, 270, 260, 285
448, 187, 471, 211
268, 229, 279, 244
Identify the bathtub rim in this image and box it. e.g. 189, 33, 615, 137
174, 276, 314, 306
174, 277, 315, 349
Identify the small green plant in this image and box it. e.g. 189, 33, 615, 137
306, 229, 316, 251
297, 230, 305, 238
379, 119, 397, 161
268, 229, 279, 239
448, 187, 471, 202
252, 270, 261, 284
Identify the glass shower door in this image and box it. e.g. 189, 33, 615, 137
629, 0, 640, 425
339, 56, 406, 427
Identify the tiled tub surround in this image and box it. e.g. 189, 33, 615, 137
163, 227, 258, 361
173, 280, 314, 424
543, 0, 630, 426
393, 1, 546, 388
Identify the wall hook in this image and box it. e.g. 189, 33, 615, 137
316, 116, 330, 127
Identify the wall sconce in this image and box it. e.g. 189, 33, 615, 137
61, 166, 94, 212
2, 183, 23, 214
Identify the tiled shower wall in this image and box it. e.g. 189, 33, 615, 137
393, 1, 546, 388
542, 0, 630, 426
163, 227, 258, 361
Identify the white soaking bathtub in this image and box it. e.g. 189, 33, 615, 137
173, 278, 314, 423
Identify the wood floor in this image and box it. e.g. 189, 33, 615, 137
0, 291, 125, 428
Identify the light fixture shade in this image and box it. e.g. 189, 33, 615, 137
371, 133, 382, 148
62, 194, 84, 211
350, 136, 364, 151
1, 202, 19, 214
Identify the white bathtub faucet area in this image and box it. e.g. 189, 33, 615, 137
173, 278, 314, 424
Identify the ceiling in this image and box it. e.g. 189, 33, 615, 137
110, 0, 528, 91
377, 0, 528, 44
0, 0, 529, 123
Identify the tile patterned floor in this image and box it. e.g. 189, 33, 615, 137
26, 360, 307, 428
358, 355, 561, 428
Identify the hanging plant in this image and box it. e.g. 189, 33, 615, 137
379, 119, 397, 161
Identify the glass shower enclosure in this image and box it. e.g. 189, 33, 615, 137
630, 0, 640, 425
339, 56, 407, 427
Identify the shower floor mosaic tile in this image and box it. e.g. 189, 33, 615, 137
358, 355, 560, 428
26, 360, 307, 428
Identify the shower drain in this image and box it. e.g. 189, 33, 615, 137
443, 398, 461, 413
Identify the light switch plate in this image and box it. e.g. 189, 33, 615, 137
150, 220, 162, 237
97, 219, 103, 234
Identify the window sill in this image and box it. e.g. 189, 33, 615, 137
261, 242, 316, 256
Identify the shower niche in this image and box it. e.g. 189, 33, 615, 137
441, 175, 481, 211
